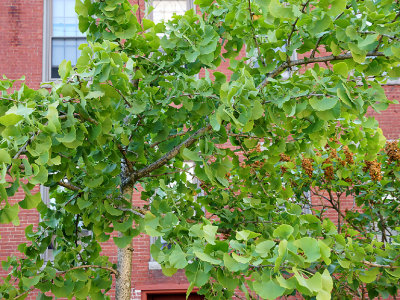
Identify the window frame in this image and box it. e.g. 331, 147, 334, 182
42, 0, 86, 82
147, 0, 195, 23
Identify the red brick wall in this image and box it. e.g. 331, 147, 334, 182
0, 0, 43, 89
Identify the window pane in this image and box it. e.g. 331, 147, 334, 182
65, 39, 77, 64
53, 0, 82, 37
51, 38, 85, 78
64, 0, 75, 18
50, 0, 86, 79
52, 39, 65, 67
153, 0, 188, 23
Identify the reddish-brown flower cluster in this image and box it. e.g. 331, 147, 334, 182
385, 141, 400, 163
301, 157, 314, 178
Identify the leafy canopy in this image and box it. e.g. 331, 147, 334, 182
0, 0, 400, 299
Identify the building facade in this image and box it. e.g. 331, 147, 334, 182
0, 0, 400, 299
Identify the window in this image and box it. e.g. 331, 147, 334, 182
43, 0, 86, 81
149, 0, 194, 23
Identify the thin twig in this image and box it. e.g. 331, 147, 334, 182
259, 51, 386, 89
149, 131, 187, 148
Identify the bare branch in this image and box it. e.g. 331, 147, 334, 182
118, 207, 145, 218
259, 51, 386, 89
374, 11, 400, 52
149, 131, 187, 148
287, 0, 311, 57
118, 144, 134, 172
56, 264, 119, 276
131, 125, 212, 181
362, 260, 400, 269
247, 0, 265, 66
58, 180, 81, 192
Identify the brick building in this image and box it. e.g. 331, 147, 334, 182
0, 0, 399, 299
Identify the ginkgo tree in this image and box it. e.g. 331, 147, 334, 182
1, 0, 400, 299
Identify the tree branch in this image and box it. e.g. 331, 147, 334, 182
149, 131, 187, 148
287, 0, 311, 57
118, 207, 146, 218
259, 51, 386, 89
58, 180, 81, 192
131, 125, 212, 181
362, 260, 400, 269
56, 264, 119, 276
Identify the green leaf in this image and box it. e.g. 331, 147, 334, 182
104, 201, 123, 216
269, 0, 295, 19
0, 149, 11, 164
86, 176, 103, 188
194, 251, 221, 264
0, 113, 23, 126
274, 240, 287, 272
251, 100, 264, 120
75, 0, 88, 16
194, 0, 213, 7
203, 224, 218, 245
0, 204, 19, 224
273, 224, 294, 240
333, 62, 349, 77
359, 268, 380, 283
294, 237, 321, 262
321, 269, 333, 292
169, 246, 188, 269
236, 230, 260, 241
113, 235, 133, 248
327, 0, 346, 15
30, 165, 48, 185
181, 148, 202, 161
309, 97, 338, 111
232, 252, 251, 264
255, 240, 275, 257
19, 192, 41, 209
223, 253, 248, 272
318, 240, 331, 265
252, 279, 285, 300
58, 60, 72, 81
22, 275, 41, 289
348, 43, 366, 63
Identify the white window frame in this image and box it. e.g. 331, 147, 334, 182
42, 0, 86, 82
147, 0, 195, 23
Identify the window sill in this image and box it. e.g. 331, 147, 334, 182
148, 261, 162, 270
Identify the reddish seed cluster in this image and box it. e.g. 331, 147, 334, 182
248, 143, 262, 154
280, 153, 291, 162
301, 158, 314, 178
385, 141, 400, 163
364, 160, 382, 181
323, 158, 334, 181
280, 153, 291, 174
343, 146, 354, 165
